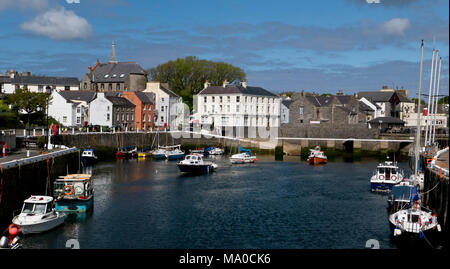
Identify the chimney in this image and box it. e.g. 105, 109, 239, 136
301, 90, 304, 97
222, 80, 229, 87
353, 93, 358, 99
337, 90, 343, 96
21, 70, 31, 77
204, 80, 210, 89
241, 81, 247, 88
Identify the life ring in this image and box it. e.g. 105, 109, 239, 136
391, 175, 397, 181
378, 175, 385, 180
64, 185, 74, 196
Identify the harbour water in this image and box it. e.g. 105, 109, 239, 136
19, 155, 443, 249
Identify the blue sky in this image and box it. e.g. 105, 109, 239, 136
0, 0, 448, 97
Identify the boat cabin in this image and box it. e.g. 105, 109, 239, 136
376, 161, 401, 178
184, 154, 204, 164
82, 149, 96, 158
53, 174, 93, 200
21, 196, 54, 215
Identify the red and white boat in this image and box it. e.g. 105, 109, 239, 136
307, 146, 327, 165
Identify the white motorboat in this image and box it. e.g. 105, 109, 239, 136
230, 152, 257, 164
389, 203, 441, 238
177, 154, 218, 173
207, 147, 225, 155
370, 158, 405, 192
12, 195, 65, 234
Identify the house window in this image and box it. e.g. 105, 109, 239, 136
220, 96, 223, 103
76, 107, 81, 113
65, 86, 70, 91
101, 84, 104, 90
161, 98, 165, 102
160, 116, 164, 122
107, 106, 110, 111
227, 105, 230, 112
236, 104, 240, 113
227, 96, 231, 102
84, 83, 87, 90
220, 105, 223, 112
212, 96, 215, 102
204, 96, 207, 103
76, 117, 81, 124
161, 106, 164, 112
116, 83, 120, 90
63, 116, 67, 123
236, 96, 240, 102
204, 105, 207, 113
107, 113, 110, 121
299, 106, 304, 115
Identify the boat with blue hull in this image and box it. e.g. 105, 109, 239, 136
177, 154, 217, 174
165, 145, 185, 160
53, 174, 94, 213
370, 158, 405, 192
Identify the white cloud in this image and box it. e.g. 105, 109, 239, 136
380, 18, 411, 36
20, 7, 93, 40
0, 0, 49, 11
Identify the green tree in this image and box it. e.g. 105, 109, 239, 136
438, 95, 449, 104
147, 56, 246, 109
4, 88, 49, 129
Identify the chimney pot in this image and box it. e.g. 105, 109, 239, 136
222, 80, 229, 87
241, 81, 247, 88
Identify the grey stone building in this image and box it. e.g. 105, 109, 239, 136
80, 42, 147, 92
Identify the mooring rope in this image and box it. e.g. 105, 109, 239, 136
419, 180, 441, 196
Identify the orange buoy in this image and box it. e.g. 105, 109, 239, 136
8, 224, 18, 237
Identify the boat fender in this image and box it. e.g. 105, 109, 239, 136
64, 185, 74, 196
0, 236, 9, 248
418, 231, 424, 239
394, 228, 401, 236
8, 224, 18, 237
437, 224, 441, 232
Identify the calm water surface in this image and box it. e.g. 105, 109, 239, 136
21, 155, 418, 249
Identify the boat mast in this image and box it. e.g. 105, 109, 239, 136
431, 57, 442, 146
424, 49, 435, 146
414, 40, 424, 177
428, 50, 439, 146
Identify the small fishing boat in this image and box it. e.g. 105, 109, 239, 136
230, 144, 257, 164
0, 224, 21, 249
370, 157, 405, 192
205, 147, 225, 155
387, 181, 419, 213
81, 149, 98, 165
12, 196, 65, 234
389, 202, 441, 239
137, 147, 152, 158
116, 146, 136, 159
307, 146, 327, 165
165, 145, 185, 160
177, 154, 218, 174
152, 148, 167, 160
53, 174, 94, 213
190, 148, 205, 155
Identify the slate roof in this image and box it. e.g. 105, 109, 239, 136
106, 96, 136, 107
59, 91, 96, 103
135, 91, 155, 104
89, 62, 145, 83
10, 75, 79, 86
199, 85, 278, 97
359, 101, 375, 112
357, 91, 395, 103
160, 83, 179, 97
335, 95, 352, 105
368, 117, 405, 124
0, 76, 11, 83
281, 99, 292, 108
306, 95, 334, 107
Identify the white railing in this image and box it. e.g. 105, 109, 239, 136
430, 147, 449, 178
0, 147, 79, 169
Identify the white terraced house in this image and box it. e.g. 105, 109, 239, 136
196, 80, 281, 136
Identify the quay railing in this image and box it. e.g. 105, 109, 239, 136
430, 147, 449, 178
0, 147, 79, 170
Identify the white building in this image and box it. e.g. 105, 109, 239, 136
0, 70, 79, 94
88, 92, 136, 128
280, 97, 291, 124
197, 80, 281, 136
48, 91, 96, 127
404, 105, 448, 129
143, 81, 182, 129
